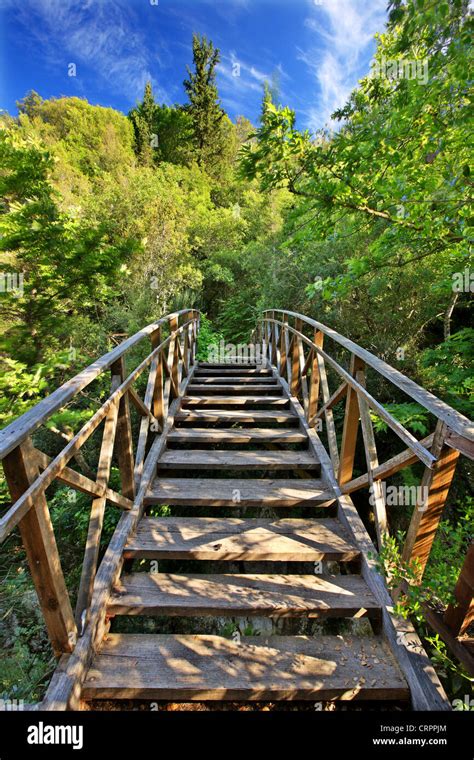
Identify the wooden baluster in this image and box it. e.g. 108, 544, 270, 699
338, 354, 365, 485
356, 369, 388, 549
75, 373, 120, 627
308, 330, 323, 424
297, 332, 310, 417
290, 318, 302, 396
316, 353, 340, 474
167, 314, 179, 402
444, 541, 474, 637
2, 438, 77, 655
402, 420, 460, 578
190, 313, 197, 366
182, 320, 190, 378
279, 314, 288, 379
270, 310, 277, 366
111, 356, 135, 501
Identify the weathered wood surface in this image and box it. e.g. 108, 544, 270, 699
157, 449, 319, 470
275, 370, 451, 710
108, 572, 380, 619
188, 384, 281, 394
2, 439, 77, 655
175, 409, 298, 424
124, 516, 360, 561
167, 427, 306, 443
264, 310, 473, 443
83, 633, 409, 701
0, 310, 196, 459
145, 477, 332, 507
182, 395, 289, 406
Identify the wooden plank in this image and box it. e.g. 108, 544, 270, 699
310, 382, 348, 424
198, 362, 258, 369
2, 439, 77, 655
145, 477, 332, 507
444, 541, 474, 637
111, 358, 135, 501
108, 573, 381, 619
182, 396, 289, 407
341, 434, 434, 495
34, 449, 132, 510
264, 310, 473, 442
166, 427, 307, 444
316, 354, 340, 474
277, 372, 451, 710
356, 370, 388, 550
308, 330, 323, 423
157, 449, 319, 470
175, 409, 298, 424
124, 516, 359, 561
75, 392, 120, 627
194, 369, 272, 377
187, 384, 282, 395
83, 633, 408, 701
338, 354, 364, 485
190, 376, 277, 384
402, 421, 460, 577
290, 317, 302, 396
0, 310, 197, 459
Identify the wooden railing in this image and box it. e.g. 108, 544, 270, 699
0, 309, 200, 657
259, 309, 474, 672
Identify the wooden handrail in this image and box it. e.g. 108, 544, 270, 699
0, 309, 199, 460
263, 309, 474, 446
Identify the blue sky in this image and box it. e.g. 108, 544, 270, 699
0, 0, 388, 131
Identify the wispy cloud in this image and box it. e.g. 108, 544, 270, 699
299, 0, 387, 131
8, 0, 167, 104
218, 52, 288, 117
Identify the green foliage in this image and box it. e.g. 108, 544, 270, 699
183, 33, 226, 171
420, 328, 473, 414
370, 403, 431, 436
195, 314, 225, 361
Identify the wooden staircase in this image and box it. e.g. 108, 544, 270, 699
82, 362, 409, 704
3, 309, 470, 711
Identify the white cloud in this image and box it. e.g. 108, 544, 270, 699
9, 0, 167, 104
299, 0, 387, 131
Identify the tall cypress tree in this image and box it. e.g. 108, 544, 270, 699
183, 34, 225, 167
129, 81, 156, 165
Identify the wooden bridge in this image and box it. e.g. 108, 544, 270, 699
0, 309, 472, 710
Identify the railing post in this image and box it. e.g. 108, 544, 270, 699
2, 438, 77, 655
290, 318, 302, 396
279, 314, 288, 378
167, 314, 179, 401
401, 420, 460, 578
444, 541, 474, 637
308, 330, 323, 423
270, 310, 277, 366
111, 356, 135, 501
338, 354, 365, 485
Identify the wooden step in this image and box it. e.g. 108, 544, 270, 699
124, 517, 358, 561
167, 428, 306, 444
195, 369, 272, 377
145, 478, 333, 507
191, 376, 277, 384
108, 573, 380, 619
198, 362, 258, 369
188, 384, 282, 395
175, 409, 298, 425
183, 396, 289, 407
83, 633, 409, 701
157, 449, 319, 470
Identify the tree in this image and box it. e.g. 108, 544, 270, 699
129, 81, 157, 165
183, 33, 225, 168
